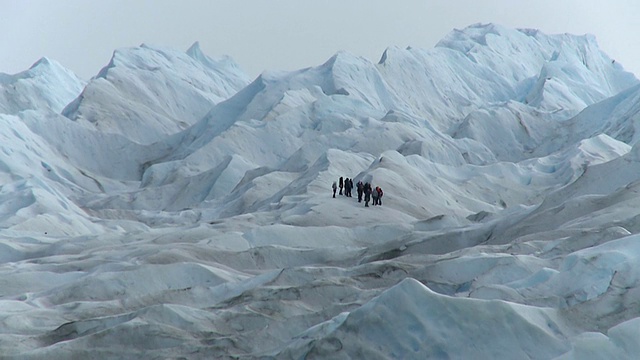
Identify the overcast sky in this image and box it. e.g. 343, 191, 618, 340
1, 0, 638, 80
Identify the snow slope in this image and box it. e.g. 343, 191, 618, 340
1, 23, 640, 359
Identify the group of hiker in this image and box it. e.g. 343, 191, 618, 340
332, 176, 383, 207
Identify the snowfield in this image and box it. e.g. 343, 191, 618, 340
1, 23, 640, 359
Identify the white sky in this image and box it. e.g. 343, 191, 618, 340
1, 0, 638, 80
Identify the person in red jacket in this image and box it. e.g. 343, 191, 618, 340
376, 186, 384, 206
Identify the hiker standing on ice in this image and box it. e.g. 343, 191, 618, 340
356, 181, 364, 202
345, 178, 352, 197
371, 184, 379, 206
332, 181, 337, 198
363, 182, 372, 207
376, 186, 384, 206
339, 177, 344, 195
343, 178, 349, 197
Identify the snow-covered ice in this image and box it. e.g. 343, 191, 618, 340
1, 23, 640, 359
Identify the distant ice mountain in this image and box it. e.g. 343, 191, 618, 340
0, 57, 85, 114
3, 24, 640, 359
62, 42, 251, 144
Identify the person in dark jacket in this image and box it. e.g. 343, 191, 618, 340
347, 178, 353, 197
332, 181, 337, 198
339, 177, 344, 195
356, 181, 363, 202
344, 178, 351, 197
363, 182, 372, 207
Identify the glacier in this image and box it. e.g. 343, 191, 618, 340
1, 23, 640, 359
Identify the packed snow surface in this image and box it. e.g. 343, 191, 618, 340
1, 23, 640, 359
